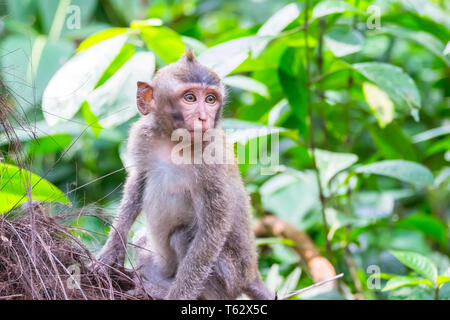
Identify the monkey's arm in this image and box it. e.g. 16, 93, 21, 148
167, 169, 232, 299
97, 170, 146, 267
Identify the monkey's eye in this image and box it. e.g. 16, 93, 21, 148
184, 93, 196, 102
205, 95, 216, 104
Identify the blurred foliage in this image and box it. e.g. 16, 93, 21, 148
0, 0, 449, 300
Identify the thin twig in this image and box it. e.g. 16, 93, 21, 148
280, 273, 344, 300
303, 0, 331, 256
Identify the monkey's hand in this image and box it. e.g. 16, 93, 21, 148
92, 242, 126, 274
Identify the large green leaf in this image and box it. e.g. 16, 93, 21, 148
26, 134, 72, 155
0, 163, 70, 213
324, 25, 364, 57
381, 25, 450, 66
312, 0, 361, 19
383, 13, 450, 43
437, 276, 450, 286
314, 149, 358, 188
352, 62, 421, 119
221, 119, 285, 144
397, 213, 447, 246
355, 160, 434, 186
5, 0, 38, 23
223, 75, 269, 98
80, 101, 102, 137
278, 47, 308, 134
0, 35, 74, 107
260, 171, 320, 229
257, 3, 301, 37
412, 125, 450, 143
86, 52, 155, 128
198, 36, 267, 78
390, 250, 438, 282
368, 124, 418, 161
77, 28, 129, 51
37, 0, 98, 37
253, 2, 301, 56
401, 0, 450, 29
42, 35, 128, 126
35, 38, 76, 100
363, 82, 394, 128
140, 26, 185, 64
94, 43, 135, 89
382, 276, 433, 291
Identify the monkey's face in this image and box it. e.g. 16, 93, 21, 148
136, 50, 225, 137
172, 83, 222, 133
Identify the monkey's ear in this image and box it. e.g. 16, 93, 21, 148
137, 81, 155, 115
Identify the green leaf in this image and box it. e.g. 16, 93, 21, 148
383, 13, 449, 43
260, 171, 320, 229
426, 137, 450, 157
368, 123, 418, 161
37, 0, 98, 37
279, 267, 302, 297
80, 101, 103, 137
401, 0, 450, 29
437, 276, 450, 286
255, 237, 296, 246
390, 250, 438, 282
94, 43, 135, 89
381, 25, 450, 66
312, 0, 361, 19
140, 26, 185, 64
130, 18, 163, 29
278, 47, 308, 135
257, 3, 301, 37
253, 3, 301, 56
314, 149, 358, 187
198, 36, 267, 78
382, 276, 433, 291
42, 35, 128, 126
356, 160, 434, 187
363, 82, 394, 128
0, 35, 74, 107
372, 273, 398, 280
324, 25, 364, 57
412, 125, 450, 143
0, 163, 70, 213
397, 213, 447, 246
352, 62, 421, 120
86, 52, 155, 128
267, 99, 291, 126
221, 119, 285, 144
223, 75, 269, 98
181, 36, 208, 55
26, 134, 72, 155
77, 28, 128, 51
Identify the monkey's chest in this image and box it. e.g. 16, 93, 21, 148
143, 160, 195, 236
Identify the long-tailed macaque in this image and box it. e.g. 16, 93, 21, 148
96, 50, 273, 300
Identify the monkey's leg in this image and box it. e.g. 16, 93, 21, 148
171, 229, 241, 300
243, 276, 274, 300
169, 225, 195, 262
96, 171, 146, 268
132, 231, 173, 299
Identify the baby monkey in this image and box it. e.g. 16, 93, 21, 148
97, 50, 273, 300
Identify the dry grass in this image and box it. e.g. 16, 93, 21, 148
0, 202, 144, 300
0, 79, 148, 300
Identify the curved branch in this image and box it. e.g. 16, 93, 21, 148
254, 215, 337, 290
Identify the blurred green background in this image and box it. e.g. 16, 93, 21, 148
0, 0, 449, 300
